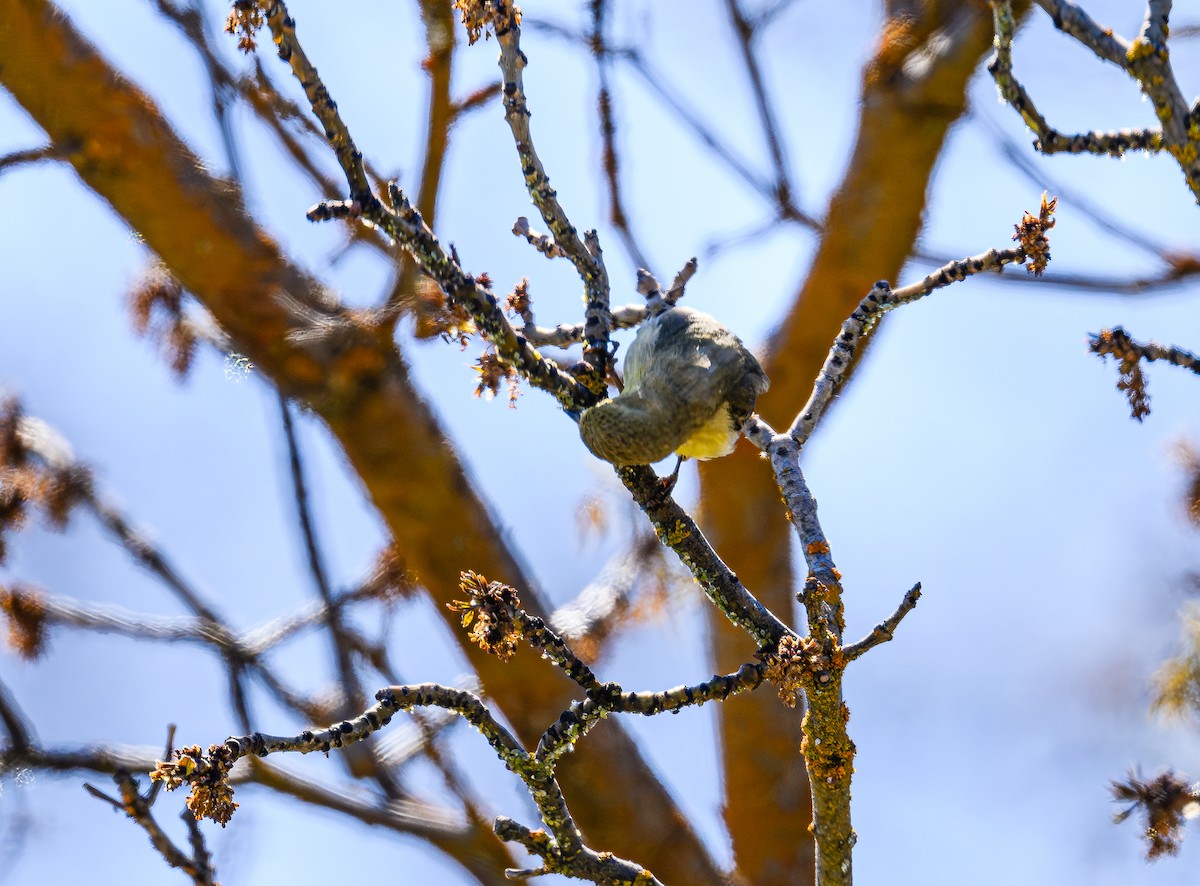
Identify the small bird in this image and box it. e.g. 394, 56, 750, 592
578, 305, 769, 467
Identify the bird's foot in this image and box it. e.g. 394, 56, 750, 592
644, 456, 684, 509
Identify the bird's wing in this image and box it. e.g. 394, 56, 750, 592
634, 307, 765, 440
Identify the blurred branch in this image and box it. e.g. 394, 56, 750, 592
3, 741, 164, 777
590, 0, 653, 272
550, 532, 667, 661
0, 1, 734, 879
0, 143, 61, 174
528, 16, 818, 230
166, 0, 371, 735
381, 0, 458, 315
0, 677, 32, 755
724, 0, 796, 213
248, 759, 515, 883
85, 762, 218, 886
278, 393, 367, 717
152, 0, 397, 257
152, 0, 244, 182
751, 0, 805, 30
978, 110, 1193, 262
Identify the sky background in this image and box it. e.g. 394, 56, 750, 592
2, 1, 1200, 883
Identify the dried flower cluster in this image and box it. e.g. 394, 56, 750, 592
1112, 770, 1200, 859
151, 743, 240, 826
224, 1, 266, 54
505, 277, 532, 322
449, 570, 522, 660
128, 264, 196, 378
0, 399, 93, 565
452, 0, 521, 46
1089, 327, 1151, 421
758, 634, 811, 708
0, 582, 48, 659
473, 351, 520, 406
1012, 192, 1057, 276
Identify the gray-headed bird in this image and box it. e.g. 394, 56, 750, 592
579, 306, 768, 468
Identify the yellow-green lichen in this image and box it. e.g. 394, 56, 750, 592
1126, 38, 1156, 63
661, 520, 691, 546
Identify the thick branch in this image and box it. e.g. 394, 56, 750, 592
0, 5, 723, 881
698, 7, 1012, 882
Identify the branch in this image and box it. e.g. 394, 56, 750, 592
0, 143, 61, 173
452, 3, 616, 375
0, 6, 725, 878
155, 683, 661, 885
536, 663, 766, 765
991, 0, 1200, 200
0, 678, 32, 755
695, 14, 1006, 873
843, 584, 923, 661
85, 767, 218, 886
271, 0, 789, 659
735, 215, 1061, 880
590, 0, 653, 272
787, 200, 1054, 446
1088, 326, 1200, 421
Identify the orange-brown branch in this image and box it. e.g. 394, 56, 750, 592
0, 1, 723, 880
699, 3, 1018, 883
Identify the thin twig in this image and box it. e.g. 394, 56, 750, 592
487, 6, 613, 375
843, 584, 923, 661
590, 0, 653, 272
278, 394, 364, 709
536, 662, 766, 764
724, 0, 795, 213
788, 242, 1039, 446
0, 144, 60, 174
991, 0, 1200, 200
1089, 325, 1200, 420
0, 678, 32, 755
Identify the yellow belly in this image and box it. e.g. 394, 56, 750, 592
674, 407, 738, 460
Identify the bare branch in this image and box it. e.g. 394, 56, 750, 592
0, 678, 33, 755
991, 0, 1200, 200
1089, 326, 1200, 421
788, 248, 1026, 445
843, 584, 923, 661
0, 143, 61, 174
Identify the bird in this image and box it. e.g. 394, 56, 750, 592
578, 305, 769, 468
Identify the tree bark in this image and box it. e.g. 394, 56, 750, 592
0, 1, 724, 881
699, 3, 1017, 882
